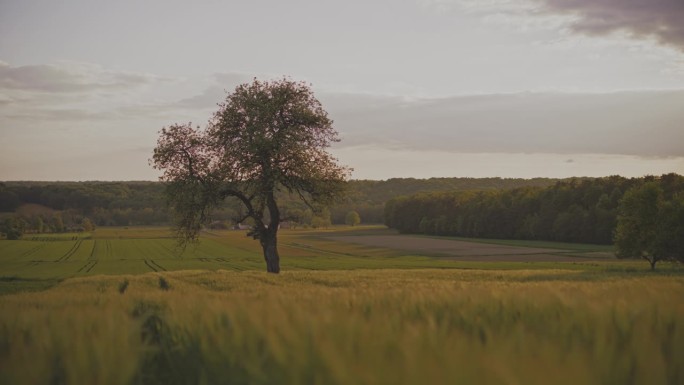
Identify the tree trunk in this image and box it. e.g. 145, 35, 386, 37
649, 258, 657, 271
262, 232, 280, 274
263, 191, 281, 274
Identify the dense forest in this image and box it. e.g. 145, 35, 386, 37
0, 178, 557, 233
2, 175, 683, 245
328, 177, 557, 224
384, 174, 684, 245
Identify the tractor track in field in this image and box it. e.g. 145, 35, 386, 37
86, 260, 98, 273
57, 240, 83, 262
282, 242, 359, 257
105, 240, 113, 258
150, 260, 166, 271
143, 260, 157, 272
215, 258, 249, 271
90, 240, 111, 259
144, 259, 166, 272
157, 241, 176, 255
78, 260, 98, 273
197, 257, 248, 271
89, 240, 97, 258
19, 243, 47, 259
79, 240, 99, 272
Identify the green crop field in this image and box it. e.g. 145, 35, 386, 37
2, 225, 633, 294
0, 226, 488, 292
1, 226, 683, 384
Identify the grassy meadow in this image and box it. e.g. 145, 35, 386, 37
1, 226, 683, 384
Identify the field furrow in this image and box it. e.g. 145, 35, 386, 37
144, 259, 159, 272
57, 240, 82, 262
77, 260, 98, 273
148, 259, 166, 271
19, 242, 47, 259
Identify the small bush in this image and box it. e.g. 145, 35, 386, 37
159, 277, 170, 291
118, 279, 129, 294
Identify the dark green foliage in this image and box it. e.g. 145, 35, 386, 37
385, 174, 684, 246
158, 277, 170, 291
345, 210, 361, 226
2, 178, 560, 230
330, 177, 558, 224
152, 78, 350, 273
119, 279, 130, 294
0, 183, 21, 212
1, 178, 559, 229
1, 217, 25, 240
615, 182, 684, 269
0, 181, 170, 228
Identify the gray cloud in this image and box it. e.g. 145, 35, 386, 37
3, 108, 106, 121
4, 63, 682, 160
325, 90, 684, 157
0, 61, 186, 125
0, 61, 170, 93
538, 0, 684, 51
141, 85, 684, 158
0, 62, 86, 92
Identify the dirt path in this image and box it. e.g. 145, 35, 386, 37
326, 235, 611, 262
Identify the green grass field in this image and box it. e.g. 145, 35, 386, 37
0, 226, 476, 292
1, 226, 683, 384
2, 225, 639, 293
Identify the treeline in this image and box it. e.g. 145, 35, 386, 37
385, 174, 684, 245
330, 177, 557, 224
0, 178, 559, 231
0, 182, 170, 229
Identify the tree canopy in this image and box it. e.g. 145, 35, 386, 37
615, 181, 684, 269
152, 78, 350, 273
345, 210, 361, 227
384, 174, 684, 251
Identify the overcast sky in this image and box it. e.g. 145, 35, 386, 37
1, 0, 683, 180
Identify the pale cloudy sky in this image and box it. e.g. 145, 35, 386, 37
1, 0, 683, 180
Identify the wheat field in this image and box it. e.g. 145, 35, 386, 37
1, 268, 682, 385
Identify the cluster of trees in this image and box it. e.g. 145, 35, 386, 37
0, 178, 560, 231
615, 180, 684, 269
0, 212, 95, 240
0, 182, 169, 229
385, 174, 684, 247
0, 182, 169, 239
330, 177, 558, 224
0, 181, 165, 212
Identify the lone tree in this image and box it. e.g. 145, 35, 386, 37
152, 78, 350, 273
345, 210, 361, 227
614, 182, 684, 270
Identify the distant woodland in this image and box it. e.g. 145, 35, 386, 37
2, 175, 682, 245
0, 178, 556, 232
385, 174, 684, 245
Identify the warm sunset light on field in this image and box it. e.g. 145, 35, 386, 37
1, 1, 683, 384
